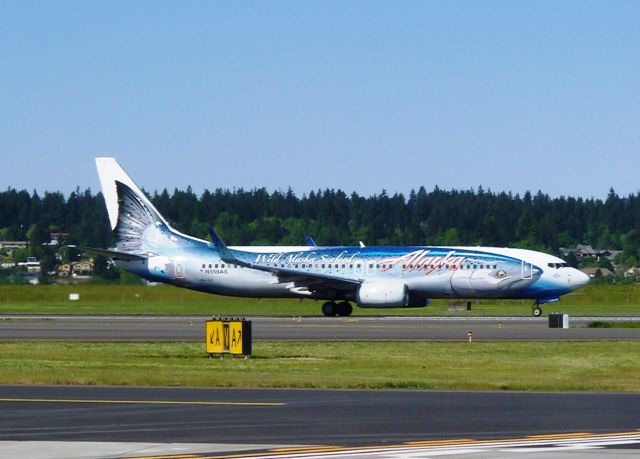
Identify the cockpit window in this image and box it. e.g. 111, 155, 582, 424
548, 262, 570, 269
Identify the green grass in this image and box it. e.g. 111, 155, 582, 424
588, 321, 640, 328
1, 341, 639, 391
1, 283, 640, 316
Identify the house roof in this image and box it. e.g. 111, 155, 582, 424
581, 267, 614, 277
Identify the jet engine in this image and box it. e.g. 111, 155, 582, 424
356, 279, 409, 308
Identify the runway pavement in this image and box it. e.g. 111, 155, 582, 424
1, 315, 640, 341
3, 316, 640, 457
1, 385, 640, 458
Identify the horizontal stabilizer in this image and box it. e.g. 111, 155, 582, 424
68, 245, 147, 261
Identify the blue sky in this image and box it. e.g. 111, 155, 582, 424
1, 1, 638, 198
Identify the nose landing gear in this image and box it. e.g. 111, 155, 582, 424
321, 301, 353, 317
532, 303, 542, 317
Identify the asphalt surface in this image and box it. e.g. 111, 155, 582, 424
1, 315, 640, 341
1, 385, 639, 445
3, 317, 640, 457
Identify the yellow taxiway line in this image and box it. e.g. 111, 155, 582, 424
0, 397, 285, 407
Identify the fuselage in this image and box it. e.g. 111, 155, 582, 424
116, 231, 590, 305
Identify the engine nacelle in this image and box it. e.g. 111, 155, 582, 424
356, 279, 409, 308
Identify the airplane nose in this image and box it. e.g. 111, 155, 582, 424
571, 269, 590, 288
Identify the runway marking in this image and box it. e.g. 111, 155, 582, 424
124, 430, 640, 459
270, 447, 343, 453
131, 456, 201, 459
526, 432, 593, 439
0, 397, 285, 407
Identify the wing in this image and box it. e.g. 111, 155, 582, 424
208, 228, 361, 295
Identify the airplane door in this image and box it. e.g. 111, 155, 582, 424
522, 261, 533, 280
175, 262, 185, 279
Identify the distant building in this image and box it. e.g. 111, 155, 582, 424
560, 244, 622, 262
17, 257, 40, 273
46, 232, 70, 246
624, 267, 640, 281
581, 267, 614, 278
0, 241, 28, 254
57, 263, 72, 277
58, 259, 94, 278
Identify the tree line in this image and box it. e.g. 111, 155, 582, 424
1, 185, 639, 278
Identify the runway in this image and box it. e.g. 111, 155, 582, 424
1, 315, 640, 341
1, 385, 640, 458
3, 316, 640, 457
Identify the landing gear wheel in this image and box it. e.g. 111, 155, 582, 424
336, 301, 353, 317
322, 301, 337, 317
532, 305, 542, 317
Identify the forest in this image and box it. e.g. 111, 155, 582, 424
1, 185, 639, 280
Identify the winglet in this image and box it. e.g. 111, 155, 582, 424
208, 227, 228, 251
208, 227, 240, 264
304, 235, 317, 247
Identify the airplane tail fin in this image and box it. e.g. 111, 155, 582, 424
96, 157, 176, 255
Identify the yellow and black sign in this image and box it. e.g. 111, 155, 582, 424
206, 318, 252, 357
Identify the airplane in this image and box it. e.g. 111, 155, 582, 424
82, 157, 590, 317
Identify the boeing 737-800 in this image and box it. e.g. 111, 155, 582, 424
82, 158, 590, 317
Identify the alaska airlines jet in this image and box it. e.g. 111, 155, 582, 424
85, 158, 590, 317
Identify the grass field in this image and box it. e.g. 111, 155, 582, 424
588, 321, 640, 328
1, 341, 638, 391
1, 283, 640, 316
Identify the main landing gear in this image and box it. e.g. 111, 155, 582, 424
322, 301, 353, 317
532, 303, 542, 317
